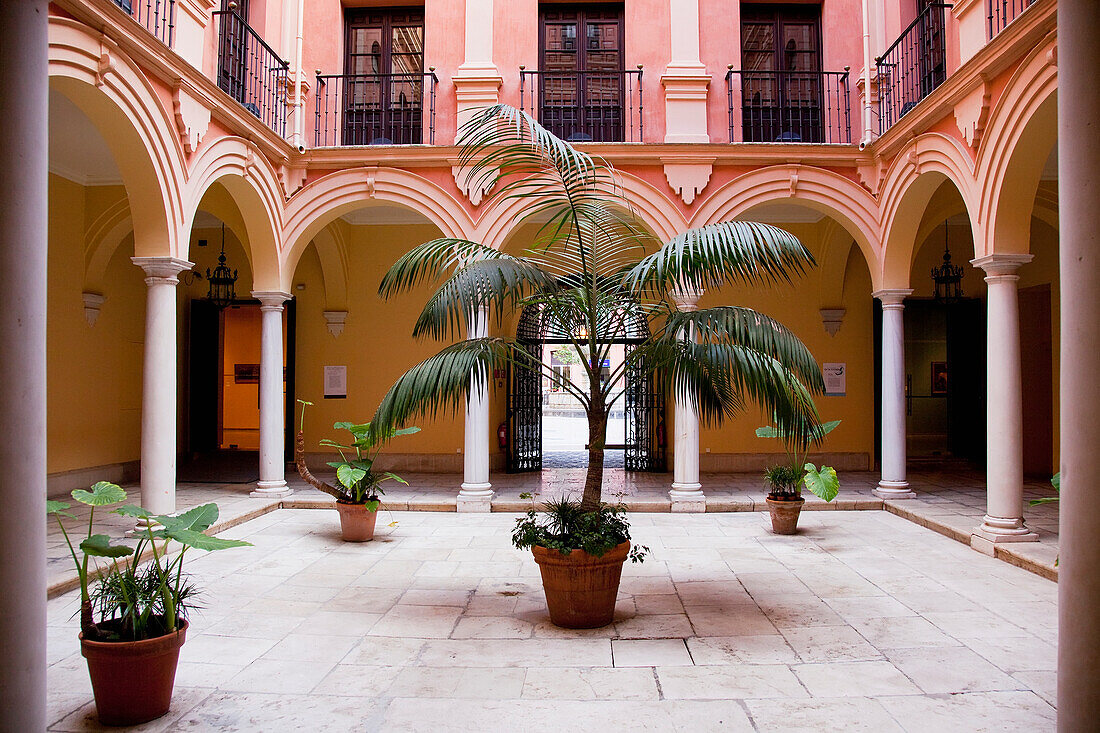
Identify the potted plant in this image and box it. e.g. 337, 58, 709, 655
295, 399, 419, 541
756, 419, 842, 534
47, 481, 250, 725
368, 106, 825, 628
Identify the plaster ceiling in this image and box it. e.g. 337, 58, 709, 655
48, 89, 123, 186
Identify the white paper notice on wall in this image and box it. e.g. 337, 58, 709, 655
823, 363, 846, 396
323, 366, 347, 399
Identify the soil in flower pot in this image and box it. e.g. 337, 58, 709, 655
335, 500, 379, 541
531, 541, 630, 628
766, 496, 805, 534
80, 619, 188, 726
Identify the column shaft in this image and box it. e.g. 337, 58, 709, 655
1059, 1, 1100, 727
0, 1, 48, 728
253, 292, 292, 498
874, 291, 915, 498
459, 307, 492, 511
670, 289, 704, 511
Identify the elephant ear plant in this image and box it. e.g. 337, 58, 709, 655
47, 481, 251, 641
756, 419, 843, 502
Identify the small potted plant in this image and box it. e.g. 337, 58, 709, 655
756, 420, 842, 534
512, 496, 648, 629
295, 400, 419, 541
47, 482, 250, 726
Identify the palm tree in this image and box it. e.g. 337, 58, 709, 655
371, 105, 825, 512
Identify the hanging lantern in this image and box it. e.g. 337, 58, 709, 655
931, 223, 964, 304
206, 223, 238, 309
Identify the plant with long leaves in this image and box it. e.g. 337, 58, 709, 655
372, 104, 826, 512
47, 482, 251, 641
756, 419, 842, 501
295, 399, 420, 507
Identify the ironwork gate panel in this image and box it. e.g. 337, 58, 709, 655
624, 345, 666, 472
508, 340, 543, 472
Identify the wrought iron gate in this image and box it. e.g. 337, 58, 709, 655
507, 339, 544, 472
624, 344, 667, 472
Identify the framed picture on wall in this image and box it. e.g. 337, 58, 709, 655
931, 361, 948, 396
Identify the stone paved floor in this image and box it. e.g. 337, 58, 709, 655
46, 509, 1057, 731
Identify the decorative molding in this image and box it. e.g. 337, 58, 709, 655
364, 166, 377, 198
95, 50, 114, 88
819, 308, 846, 336
662, 159, 713, 205
82, 292, 106, 326
172, 85, 211, 155
452, 165, 496, 207
323, 310, 348, 338
954, 78, 993, 151
251, 290, 292, 309
872, 288, 914, 306
971, 253, 1033, 276
670, 286, 703, 312
131, 256, 195, 282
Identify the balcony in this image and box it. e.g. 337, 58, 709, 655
519, 68, 644, 143
213, 9, 289, 137
313, 72, 439, 147
111, 0, 175, 47
876, 3, 949, 135
989, 0, 1037, 37
726, 69, 852, 144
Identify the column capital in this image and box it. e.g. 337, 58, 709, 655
251, 290, 292, 310
971, 253, 1034, 277
131, 257, 194, 283
872, 288, 913, 307
670, 285, 703, 311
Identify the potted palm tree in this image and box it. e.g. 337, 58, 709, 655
47, 482, 250, 725
369, 105, 825, 628
295, 400, 419, 541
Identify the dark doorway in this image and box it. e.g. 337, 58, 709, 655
1020, 284, 1054, 477
342, 8, 426, 144
739, 4, 824, 142
538, 4, 625, 142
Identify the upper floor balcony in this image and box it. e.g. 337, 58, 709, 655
989, 0, 1037, 37
313, 71, 439, 147
876, 3, 949, 135
214, 4, 289, 137
111, 0, 175, 47
726, 68, 852, 144
518, 67, 644, 143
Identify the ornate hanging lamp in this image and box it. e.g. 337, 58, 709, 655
931, 222, 964, 304
206, 223, 239, 309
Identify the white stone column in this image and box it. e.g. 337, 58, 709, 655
873, 289, 916, 499
132, 257, 193, 517
0, 1, 48, 728
252, 291, 293, 499
1059, 2, 1100, 725
670, 288, 705, 511
458, 306, 493, 512
970, 254, 1037, 549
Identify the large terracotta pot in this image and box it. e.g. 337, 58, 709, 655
532, 541, 629, 629
335, 500, 379, 541
79, 620, 188, 726
766, 496, 805, 534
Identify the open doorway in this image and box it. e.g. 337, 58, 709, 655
541, 343, 626, 468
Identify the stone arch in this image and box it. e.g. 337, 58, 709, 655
281, 167, 473, 291
474, 168, 687, 251
976, 35, 1059, 256
49, 17, 185, 259
689, 165, 882, 288
83, 196, 133, 294
816, 219, 860, 305
879, 133, 980, 288
310, 224, 350, 312
184, 137, 286, 291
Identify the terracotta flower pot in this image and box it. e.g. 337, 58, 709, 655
532, 541, 629, 629
335, 500, 379, 541
79, 620, 188, 726
766, 496, 805, 534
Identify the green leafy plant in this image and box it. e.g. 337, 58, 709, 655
757, 419, 842, 501
1030, 473, 1060, 506
295, 399, 420, 507
369, 105, 826, 515
512, 497, 649, 563
47, 482, 251, 641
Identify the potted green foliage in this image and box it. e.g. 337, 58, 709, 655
756, 419, 842, 534
369, 106, 825, 628
47, 482, 250, 725
295, 400, 419, 541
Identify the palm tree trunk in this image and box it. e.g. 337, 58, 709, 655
581, 404, 607, 511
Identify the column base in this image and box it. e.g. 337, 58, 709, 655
458, 483, 493, 513
873, 480, 916, 499
670, 483, 706, 513
251, 480, 292, 499
127, 516, 164, 535
970, 516, 1039, 554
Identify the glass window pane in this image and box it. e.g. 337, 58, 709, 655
741, 23, 775, 53
392, 25, 423, 56
545, 23, 577, 52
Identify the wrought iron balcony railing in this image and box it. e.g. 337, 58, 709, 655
519, 67, 644, 143
876, 3, 950, 135
213, 9, 289, 137
313, 71, 439, 147
989, 0, 1036, 37
111, 0, 175, 47
726, 68, 852, 144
